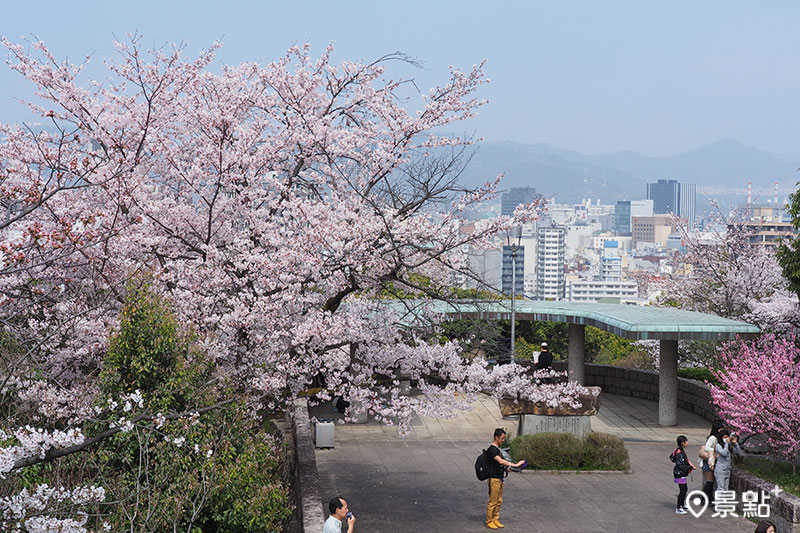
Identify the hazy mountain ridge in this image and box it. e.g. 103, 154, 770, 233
459, 139, 799, 205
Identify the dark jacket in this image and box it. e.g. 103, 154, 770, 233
536, 350, 553, 371
670, 446, 693, 478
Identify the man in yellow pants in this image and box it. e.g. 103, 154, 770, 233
485, 428, 525, 529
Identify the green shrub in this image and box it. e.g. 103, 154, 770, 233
202, 432, 294, 532
514, 337, 535, 361
583, 432, 630, 470
678, 367, 719, 386
508, 432, 629, 471
95, 282, 293, 531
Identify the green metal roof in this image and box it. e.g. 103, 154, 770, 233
384, 300, 759, 341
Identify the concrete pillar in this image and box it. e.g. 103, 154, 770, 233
659, 339, 678, 426
567, 323, 585, 385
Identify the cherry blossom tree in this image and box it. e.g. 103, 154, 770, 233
710, 335, 800, 474
663, 217, 800, 335
0, 36, 588, 528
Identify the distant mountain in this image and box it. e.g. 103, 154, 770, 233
457, 142, 646, 205
457, 139, 799, 205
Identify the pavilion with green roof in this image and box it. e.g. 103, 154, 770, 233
385, 300, 760, 426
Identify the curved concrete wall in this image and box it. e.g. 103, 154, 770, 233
551, 361, 716, 422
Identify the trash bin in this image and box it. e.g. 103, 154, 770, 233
314, 419, 335, 448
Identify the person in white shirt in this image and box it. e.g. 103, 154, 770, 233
323, 496, 355, 533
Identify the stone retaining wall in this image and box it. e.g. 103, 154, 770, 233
730, 467, 800, 533
290, 398, 325, 532
551, 361, 717, 421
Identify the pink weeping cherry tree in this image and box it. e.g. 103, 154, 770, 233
710, 335, 800, 474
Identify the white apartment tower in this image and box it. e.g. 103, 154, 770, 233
600, 240, 622, 281
536, 225, 565, 300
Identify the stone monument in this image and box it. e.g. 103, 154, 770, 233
498, 386, 602, 439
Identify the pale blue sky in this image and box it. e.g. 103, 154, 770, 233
2, 1, 799, 157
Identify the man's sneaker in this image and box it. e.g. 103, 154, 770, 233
675, 508, 687, 515
681, 506, 689, 512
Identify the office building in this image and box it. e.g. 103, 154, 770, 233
500, 187, 541, 296
632, 215, 675, 248
501, 186, 541, 216
614, 199, 654, 234
646, 180, 696, 227
678, 182, 696, 227
501, 244, 525, 296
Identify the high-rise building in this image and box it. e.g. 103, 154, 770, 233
536, 225, 565, 300
500, 187, 541, 296
501, 186, 540, 216
647, 179, 679, 215
501, 244, 525, 296
646, 180, 696, 227
614, 201, 631, 234
679, 182, 696, 228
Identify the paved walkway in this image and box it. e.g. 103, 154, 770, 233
313, 393, 756, 532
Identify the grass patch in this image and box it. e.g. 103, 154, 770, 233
508, 432, 630, 471
739, 457, 800, 498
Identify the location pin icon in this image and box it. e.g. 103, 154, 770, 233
685, 490, 709, 518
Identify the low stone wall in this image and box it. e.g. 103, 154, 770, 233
290, 398, 325, 532
731, 467, 800, 533
551, 361, 716, 421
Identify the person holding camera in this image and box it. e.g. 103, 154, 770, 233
485, 428, 526, 530
323, 496, 355, 533
714, 429, 742, 492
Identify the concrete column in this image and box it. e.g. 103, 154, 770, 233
567, 323, 585, 385
659, 339, 679, 426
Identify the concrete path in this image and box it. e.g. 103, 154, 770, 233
313, 393, 756, 532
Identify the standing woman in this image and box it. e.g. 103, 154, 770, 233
701, 422, 723, 502
714, 429, 741, 492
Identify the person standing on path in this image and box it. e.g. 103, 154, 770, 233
714, 429, 741, 492
323, 496, 355, 533
670, 435, 695, 514
485, 428, 525, 530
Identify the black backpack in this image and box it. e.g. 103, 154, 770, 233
475, 449, 491, 480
